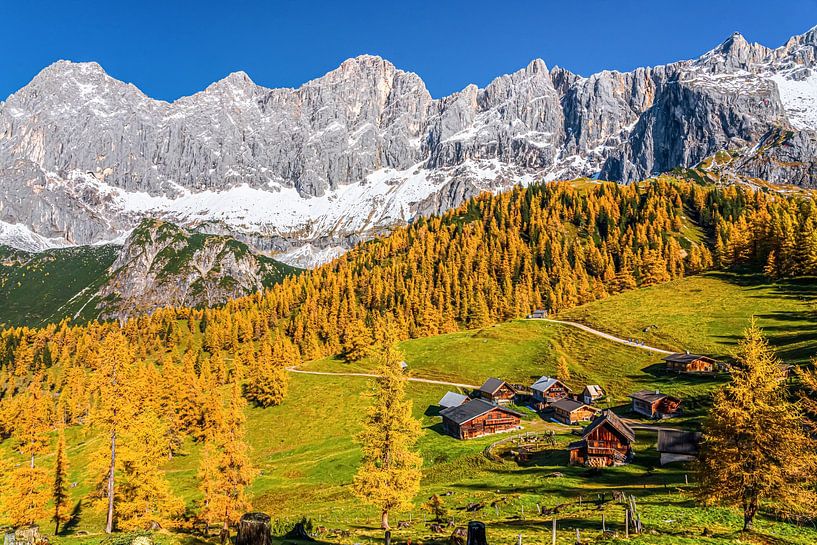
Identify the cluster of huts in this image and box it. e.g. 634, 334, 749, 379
434, 351, 714, 467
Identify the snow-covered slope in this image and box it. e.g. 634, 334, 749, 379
0, 26, 816, 266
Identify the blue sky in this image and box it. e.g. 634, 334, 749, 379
2, 0, 816, 101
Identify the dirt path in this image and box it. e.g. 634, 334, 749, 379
288, 319, 676, 388
541, 318, 675, 355
286, 368, 478, 389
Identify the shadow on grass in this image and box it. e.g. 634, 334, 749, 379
60, 500, 83, 535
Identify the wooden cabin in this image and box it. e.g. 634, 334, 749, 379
629, 390, 682, 419
657, 429, 702, 465
527, 309, 548, 319
477, 378, 517, 405
581, 385, 605, 405
568, 410, 635, 467
530, 376, 572, 406
663, 353, 716, 373
551, 398, 599, 425
440, 399, 522, 440
438, 391, 469, 410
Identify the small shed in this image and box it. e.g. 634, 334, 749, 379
530, 376, 572, 405
438, 391, 470, 410
657, 429, 702, 465
551, 398, 599, 425
440, 399, 522, 440
528, 309, 548, 319
629, 390, 682, 419
568, 410, 635, 467
477, 378, 517, 405
663, 352, 716, 373
581, 384, 605, 404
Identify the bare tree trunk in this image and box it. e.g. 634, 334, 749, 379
30, 453, 35, 469
220, 520, 229, 545
381, 510, 389, 530
105, 429, 116, 534
743, 495, 757, 532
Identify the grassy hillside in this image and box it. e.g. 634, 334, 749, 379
561, 272, 817, 365
7, 271, 817, 545
0, 244, 118, 326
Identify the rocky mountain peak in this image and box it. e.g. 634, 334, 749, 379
696, 31, 770, 72
0, 26, 816, 267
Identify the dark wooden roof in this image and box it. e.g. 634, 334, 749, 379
439, 398, 521, 425
657, 429, 702, 455
478, 377, 511, 395
662, 353, 714, 364
582, 410, 635, 443
567, 439, 586, 450
551, 398, 593, 413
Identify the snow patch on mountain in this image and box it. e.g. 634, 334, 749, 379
771, 71, 817, 130
0, 221, 70, 252
275, 244, 347, 269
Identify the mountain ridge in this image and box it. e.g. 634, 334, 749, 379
1, 26, 816, 264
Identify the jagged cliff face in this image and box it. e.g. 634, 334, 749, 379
97, 220, 294, 318
0, 27, 816, 266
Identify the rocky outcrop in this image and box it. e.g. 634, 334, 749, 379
731, 127, 817, 185
0, 27, 815, 264
96, 219, 294, 318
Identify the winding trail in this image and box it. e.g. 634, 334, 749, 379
286, 368, 478, 389
287, 318, 677, 387
541, 318, 675, 355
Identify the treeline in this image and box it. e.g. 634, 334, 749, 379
0, 177, 814, 532
703, 187, 817, 277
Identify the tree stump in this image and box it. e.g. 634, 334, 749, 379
466, 522, 488, 545
236, 513, 272, 545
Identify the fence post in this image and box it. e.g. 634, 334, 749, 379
625, 510, 629, 538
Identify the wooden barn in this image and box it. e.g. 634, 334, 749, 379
663, 352, 716, 374
568, 410, 635, 467
581, 385, 605, 404
657, 429, 702, 465
530, 376, 572, 406
551, 398, 599, 425
477, 378, 518, 405
629, 390, 682, 419
440, 399, 522, 440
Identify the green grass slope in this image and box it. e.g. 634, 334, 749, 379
561, 272, 817, 365
0, 244, 119, 327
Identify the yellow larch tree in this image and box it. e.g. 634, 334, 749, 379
352, 335, 422, 529
697, 320, 817, 531
197, 381, 256, 536
89, 331, 138, 534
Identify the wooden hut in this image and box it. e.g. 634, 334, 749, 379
477, 378, 517, 405
440, 399, 522, 440
629, 390, 682, 419
657, 429, 702, 465
551, 398, 599, 425
568, 410, 635, 467
581, 385, 605, 404
663, 352, 716, 373
530, 376, 572, 406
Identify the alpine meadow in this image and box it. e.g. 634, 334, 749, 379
1, 6, 817, 545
